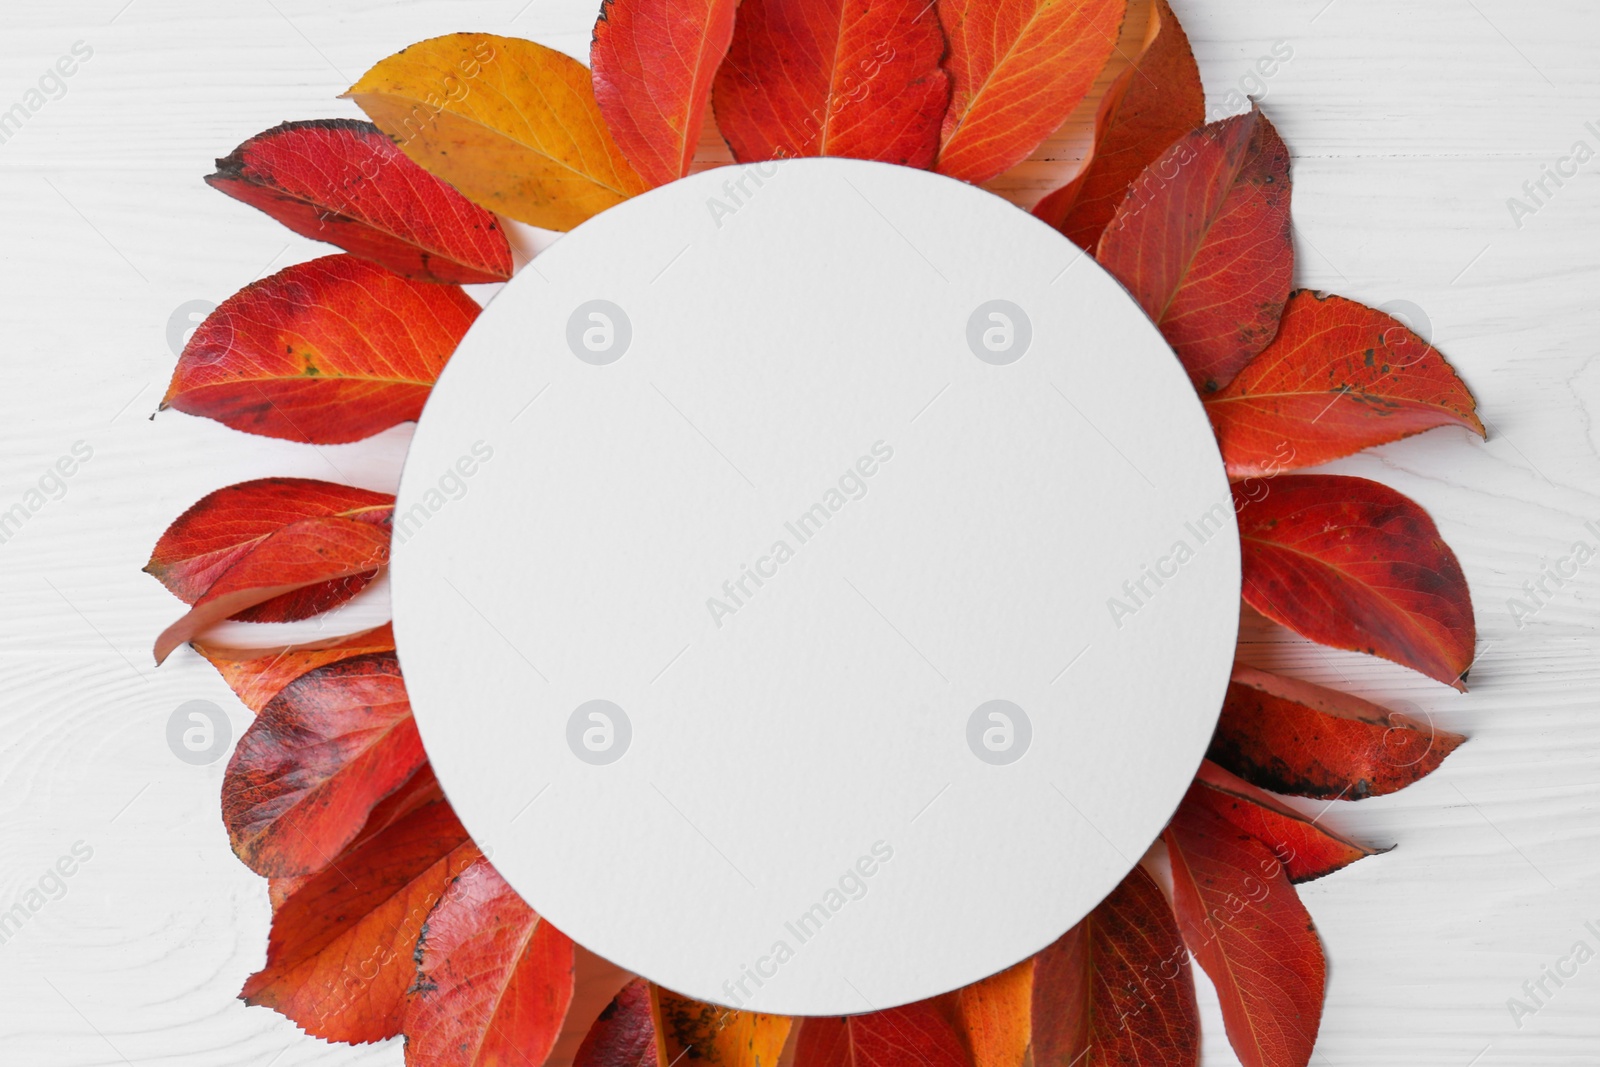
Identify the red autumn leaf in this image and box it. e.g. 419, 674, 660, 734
146, 478, 393, 625
574, 978, 659, 1067
242, 796, 480, 1044
153, 517, 390, 664
712, 0, 951, 167
591, 0, 738, 187
1097, 106, 1293, 393
222, 653, 425, 878
195, 622, 396, 714
1033, 0, 1203, 250
206, 120, 513, 284
1165, 799, 1324, 1067
1030, 864, 1199, 1067
1235, 474, 1476, 690
793, 998, 970, 1067
1211, 664, 1466, 799
161, 254, 479, 444
1190, 762, 1384, 883
1206, 291, 1486, 478
936, 0, 1125, 184
405, 857, 577, 1067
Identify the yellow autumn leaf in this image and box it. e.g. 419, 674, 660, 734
342, 33, 648, 231
650, 985, 792, 1067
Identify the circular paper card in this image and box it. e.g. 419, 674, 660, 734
391, 158, 1240, 1016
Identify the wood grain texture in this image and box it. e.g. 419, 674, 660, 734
1, 1, 1598, 1064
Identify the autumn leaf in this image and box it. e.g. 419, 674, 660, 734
1165, 799, 1324, 1067
1210, 664, 1466, 799
653, 987, 792, 1067
1190, 762, 1384, 883
1097, 106, 1293, 393
153, 517, 390, 664
146, 478, 392, 626
222, 653, 424, 878
405, 857, 577, 1067
712, 0, 951, 167
1206, 291, 1485, 478
1030, 864, 1199, 1067
575, 978, 659, 1067
206, 120, 513, 283
345, 34, 647, 231
792, 998, 970, 1067
1033, 0, 1203, 250
242, 797, 480, 1043
951, 960, 1032, 1067
591, 0, 738, 186
936, 0, 1125, 184
195, 622, 396, 714
161, 255, 478, 444
1235, 474, 1476, 690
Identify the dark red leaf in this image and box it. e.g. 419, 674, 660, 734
574, 978, 658, 1067
206, 120, 513, 283
1191, 762, 1384, 883
1211, 664, 1466, 799
1165, 799, 1324, 1067
1033, 0, 1203, 250
1096, 106, 1293, 393
161, 254, 479, 444
793, 998, 970, 1067
1235, 474, 1476, 690
712, 0, 950, 167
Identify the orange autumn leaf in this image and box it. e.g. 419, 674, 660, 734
1235, 475, 1476, 690
161, 255, 478, 444
592, 0, 738, 186
1033, 0, 1203, 250
345, 34, 647, 231
1211, 664, 1466, 800
1165, 799, 1325, 1067
222, 653, 424, 878
951, 960, 1032, 1067
652, 987, 792, 1067
936, 0, 1125, 184
242, 797, 480, 1043
1207, 291, 1485, 478
1097, 106, 1293, 393
195, 622, 396, 714
405, 857, 577, 1067
712, 0, 951, 167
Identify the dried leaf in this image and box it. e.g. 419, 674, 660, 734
161, 254, 478, 444
792, 998, 970, 1067
345, 34, 647, 230
575, 978, 659, 1067
1190, 763, 1384, 883
652, 987, 792, 1067
195, 622, 396, 714
206, 119, 513, 283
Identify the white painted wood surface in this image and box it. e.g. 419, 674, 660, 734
1, 0, 1597, 1063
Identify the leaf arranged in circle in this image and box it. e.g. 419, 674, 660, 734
1234, 474, 1476, 690
222, 653, 424, 878
1022, 864, 1201, 1067
206, 119, 513, 283
242, 797, 480, 1044
1165, 797, 1325, 1067
161, 254, 479, 444
591, 0, 738, 186
712, 0, 951, 167
935, 0, 1126, 184
950, 959, 1032, 1067
405, 857, 577, 1067
345, 34, 648, 231
1210, 665, 1466, 800
1190, 762, 1384, 883
195, 622, 396, 714
152, 517, 391, 664
145, 478, 393, 625
1033, 0, 1204, 250
1097, 106, 1293, 394
574, 978, 659, 1067
792, 998, 970, 1067
653, 986, 793, 1067
1206, 291, 1485, 478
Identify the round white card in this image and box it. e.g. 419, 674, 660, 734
391, 158, 1240, 1016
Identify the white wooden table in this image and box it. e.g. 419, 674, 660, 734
1, 1, 1597, 1063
